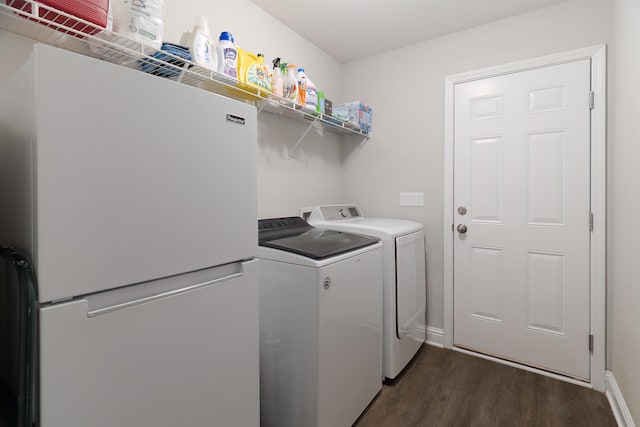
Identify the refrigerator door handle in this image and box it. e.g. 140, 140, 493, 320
86, 261, 248, 318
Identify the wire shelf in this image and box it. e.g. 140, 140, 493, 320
0, 0, 370, 138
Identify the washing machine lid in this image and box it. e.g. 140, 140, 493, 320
258, 217, 379, 260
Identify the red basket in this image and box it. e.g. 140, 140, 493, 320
7, 0, 108, 36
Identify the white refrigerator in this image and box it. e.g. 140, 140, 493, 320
0, 44, 259, 427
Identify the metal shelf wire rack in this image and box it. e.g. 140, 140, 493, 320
0, 0, 370, 138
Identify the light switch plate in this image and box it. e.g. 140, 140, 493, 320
399, 192, 424, 207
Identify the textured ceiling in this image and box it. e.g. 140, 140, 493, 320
249, 0, 568, 62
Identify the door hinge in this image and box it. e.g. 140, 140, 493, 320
589, 91, 595, 110
452, 223, 454, 231
589, 334, 594, 352
589, 212, 594, 232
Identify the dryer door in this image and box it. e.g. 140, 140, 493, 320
396, 231, 426, 339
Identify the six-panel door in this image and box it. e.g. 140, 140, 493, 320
453, 59, 591, 380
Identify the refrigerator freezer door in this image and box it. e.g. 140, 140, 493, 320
32, 45, 257, 302
38, 259, 259, 427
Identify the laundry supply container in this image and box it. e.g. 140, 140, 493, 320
7, 0, 109, 35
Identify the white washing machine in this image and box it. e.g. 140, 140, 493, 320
306, 205, 426, 382
258, 217, 383, 427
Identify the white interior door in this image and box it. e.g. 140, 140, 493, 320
453, 59, 591, 380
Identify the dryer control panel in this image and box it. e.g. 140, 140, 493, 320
309, 205, 361, 222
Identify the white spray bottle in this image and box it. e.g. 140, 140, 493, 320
271, 57, 283, 97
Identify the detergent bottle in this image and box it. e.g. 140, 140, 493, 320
112, 0, 164, 49
180, 16, 216, 70
256, 54, 271, 92
304, 73, 318, 111
282, 63, 298, 103
216, 31, 239, 79
238, 50, 271, 94
297, 68, 307, 106
317, 91, 325, 114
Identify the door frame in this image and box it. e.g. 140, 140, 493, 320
443, 45, 607, 391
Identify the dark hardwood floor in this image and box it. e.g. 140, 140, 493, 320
0, 346, 616, 427
355, 346, 616, 427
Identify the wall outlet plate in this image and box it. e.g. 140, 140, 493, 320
399, 192, 424, 207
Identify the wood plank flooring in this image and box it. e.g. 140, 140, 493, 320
355, 346, 616, 427
0, 345, 616, 426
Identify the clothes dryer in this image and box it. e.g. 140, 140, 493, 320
306, 205, 426, 382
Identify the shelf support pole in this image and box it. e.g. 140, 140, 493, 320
288, 118, 319, 158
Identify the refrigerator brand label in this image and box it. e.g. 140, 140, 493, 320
226, 114, 246, 125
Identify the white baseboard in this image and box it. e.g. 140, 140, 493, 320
417, 324, 444, 348
606, 371, 636, 427
453, 346, 592, 389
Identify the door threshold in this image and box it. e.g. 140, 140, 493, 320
452, 345, 592, 389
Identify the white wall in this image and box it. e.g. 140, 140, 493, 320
256, 114, 343, 218
340, 0, 612, 329
0, 31, 37, 83
609, 0, 640, 422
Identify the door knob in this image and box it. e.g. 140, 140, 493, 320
456, 224, 468, 234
